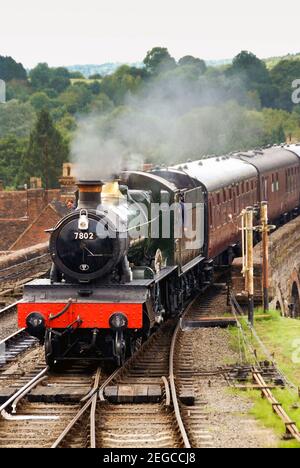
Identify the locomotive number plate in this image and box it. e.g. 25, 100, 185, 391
74, 232, 95, 240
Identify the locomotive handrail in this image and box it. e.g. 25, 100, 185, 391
49, 298, 73, 320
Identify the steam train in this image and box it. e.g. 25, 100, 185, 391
18, 145, 300, 367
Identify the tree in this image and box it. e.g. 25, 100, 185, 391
270, 60, 300, 111
0, 56, 27, 81
0, 136, 27, 187
6, 79, 32, 101
0, 101, 35, 138
20, 110, 68, 188
58, 82, 93, 113
30, 92, 52, 111
50, 67, 71, 93
69, 71, 85, 79
100, 66, 142, 105
29, 64, 71, 93
143, 47, 176, 74
227, 51, 274, 107
178, 55, 207, 74
89, 73, 102, 79
271, 124, 286, 144
29, 63, 52, 89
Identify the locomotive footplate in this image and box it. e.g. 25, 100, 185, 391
20, 278, 153, 303
18, 279, 152, 331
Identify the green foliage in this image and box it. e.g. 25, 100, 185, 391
20, 110, 68, 188
29, 63, 71, 94
69, 71, 85, 79
227, 51, 275, 107
0, 55, 27, 81
143, 47, 176, 74
30, 92, 52, 112
100, 66, 143, 105
178, 55, 207, 74
265, 52, 300, 70
89, 73, 102, 80
270, 60, 300, 111
0, 100, 35, 138
58, 82, 93, 114
6, 80, 32, 101
0, 136, 27, 187
2, 48, 300, 190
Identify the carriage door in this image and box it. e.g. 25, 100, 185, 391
182, 187, 205, 266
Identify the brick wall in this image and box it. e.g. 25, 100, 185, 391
0, 189, 61, 251
0, 243, 50, 292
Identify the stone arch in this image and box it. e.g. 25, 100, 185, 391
289, 269, 300, 318
273, 285, 285, 316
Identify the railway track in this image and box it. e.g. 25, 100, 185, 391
0, 302, 39, 369
0, 302, 19, 342
0, 329, 38, 368
52, 285, 233, 449
53, 323, 185, 448
0, 362, 100, 448
0, 282, 279, 449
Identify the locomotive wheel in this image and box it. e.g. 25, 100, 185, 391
115, 331, 126, 367
44, 330, 63, 371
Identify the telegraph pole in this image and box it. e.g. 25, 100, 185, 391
246, 207, 254, 326
256, 201, 276, 313
261, 202, 269, 312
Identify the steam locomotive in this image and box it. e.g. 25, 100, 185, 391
18, 145, 300, 367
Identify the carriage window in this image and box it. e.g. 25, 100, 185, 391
262, 177, 268, 200
209, 200, 213, 227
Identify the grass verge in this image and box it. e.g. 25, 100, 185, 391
229, 310, 300, 448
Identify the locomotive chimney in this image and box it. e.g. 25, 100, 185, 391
77, 180, 103, 210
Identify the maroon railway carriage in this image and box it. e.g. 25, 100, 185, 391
234, 146, 300, 222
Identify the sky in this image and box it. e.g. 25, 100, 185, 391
1, 0, 299, 68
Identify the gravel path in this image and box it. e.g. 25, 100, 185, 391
187, 328, 278, 448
